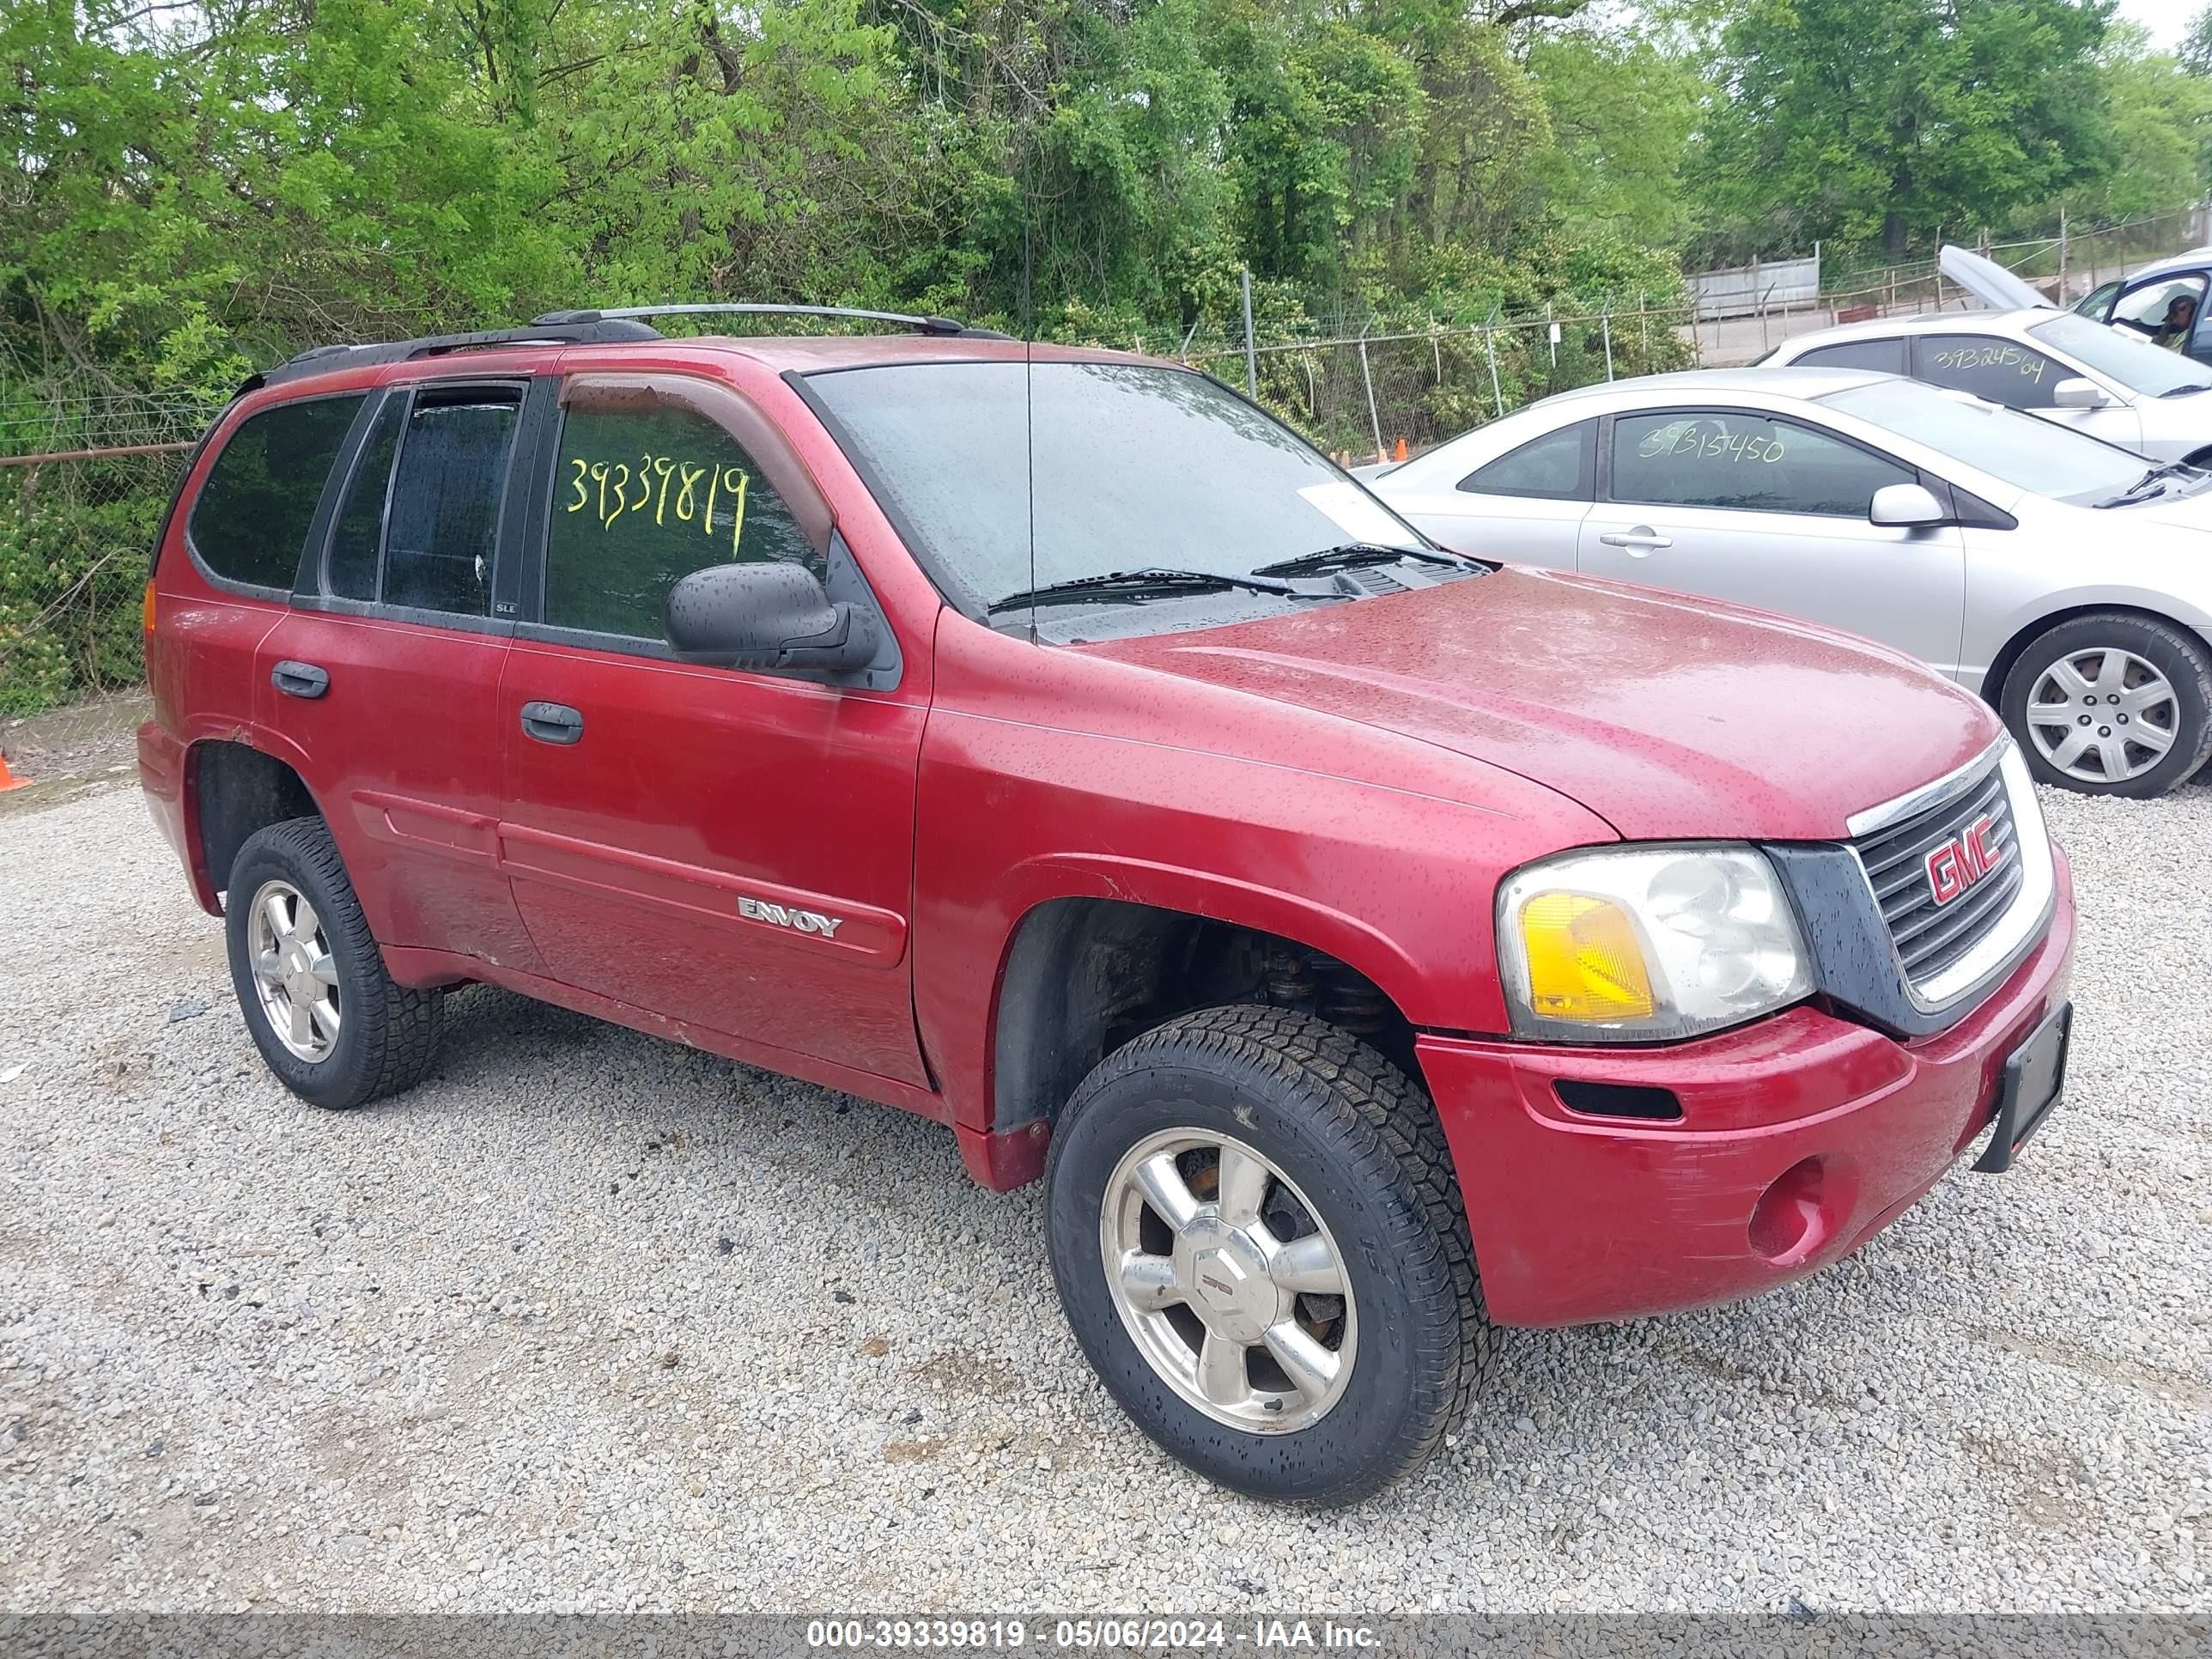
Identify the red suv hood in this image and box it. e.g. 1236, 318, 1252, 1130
1079, 567, 2002, 842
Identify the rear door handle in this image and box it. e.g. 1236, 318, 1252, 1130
1596, 528, 1673, 557
520, 701, 584, 745
271, 660, 330, 700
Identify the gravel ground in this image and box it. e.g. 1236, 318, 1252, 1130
0, 775, 2206, 1615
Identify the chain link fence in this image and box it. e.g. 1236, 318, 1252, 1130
5, 206, 2206, 709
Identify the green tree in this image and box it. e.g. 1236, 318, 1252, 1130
2184, 2, 2212, 74
2052, 22, 2212, 221
1697, 0, 2116, 261
1524, 18, 1707, 246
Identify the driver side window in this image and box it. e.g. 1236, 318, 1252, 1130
1608, 411, 1914, 519
2112, 276, 2209, 360
544, 384, 822, 641
1912, 334, 2059, 410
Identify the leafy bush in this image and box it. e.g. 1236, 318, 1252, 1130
0, 462, 171, 715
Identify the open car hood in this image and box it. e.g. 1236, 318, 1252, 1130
1940, 244, 2054, 313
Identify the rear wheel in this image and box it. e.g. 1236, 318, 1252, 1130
1045, 1005, 1493, 1504
2001, 612, 2212, 796
224, 817, 441, 1109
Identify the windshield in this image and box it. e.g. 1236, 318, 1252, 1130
1820, 378, 2153, 502
2026, 311, 2212, 397
805, 361, 1427, 617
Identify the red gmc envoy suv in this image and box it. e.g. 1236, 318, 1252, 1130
139, 307, 2076, 1504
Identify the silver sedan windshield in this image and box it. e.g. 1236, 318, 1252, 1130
1821, 380, 2150, 502
2026, 312, 2212, 398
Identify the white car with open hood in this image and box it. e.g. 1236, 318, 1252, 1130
1759, 246, 2212, 464
1366, 367, 2212, 796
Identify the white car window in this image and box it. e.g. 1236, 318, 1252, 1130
1791, 337, 1906, 375
1822, 380, 2149, 503
1608, 411, 1912, 518
1457, 421, 1593, 500
2026, 312, 2212, 398
2075, 278, 2122, 320
2112, 276, 2207, 352
1914, 334, 2061, 410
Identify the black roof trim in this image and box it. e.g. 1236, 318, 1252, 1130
258, 319, 665, 388
533, 302, 1013, 341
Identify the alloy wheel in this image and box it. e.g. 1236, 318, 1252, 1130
1098, 1127, 1358, 1434
246, 878, 341, 1063
2023, 647, 2179, 784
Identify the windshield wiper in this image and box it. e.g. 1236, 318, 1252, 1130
2094, 460, 2203, 508
2159, 383, 2212, 398
1250, 542, 1478, 577
986, 566, 1322, 615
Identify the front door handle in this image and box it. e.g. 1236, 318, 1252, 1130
1596, 528, 1673, 557
520, 701, 584, 745
271, 660, 330, 700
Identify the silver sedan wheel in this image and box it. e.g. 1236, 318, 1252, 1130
246, 879, 341, 1063
1098, 1127, 1357, 1434
2024, 647, 2179, 784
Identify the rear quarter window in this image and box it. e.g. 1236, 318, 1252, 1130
1792, 337, 1907, 375
185, 395, 363, 590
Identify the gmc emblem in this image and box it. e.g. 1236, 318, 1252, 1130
1924, 815, 2004, 906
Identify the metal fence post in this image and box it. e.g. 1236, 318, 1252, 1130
1484, 307, 1504, 419
1357, 324, 1384, 462
1601, 301, 1614, 380
1241, 269, 1257, 398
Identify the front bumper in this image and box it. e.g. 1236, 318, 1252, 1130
1419, 848, 2075, 1328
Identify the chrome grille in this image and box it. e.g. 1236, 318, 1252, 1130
1853, 760, 2024, 987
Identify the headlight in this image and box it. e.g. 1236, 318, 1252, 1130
1496, 846, 1813, 1042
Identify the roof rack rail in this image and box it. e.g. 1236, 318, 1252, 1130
532, 302, 1013, 341
258, 319, 665, 387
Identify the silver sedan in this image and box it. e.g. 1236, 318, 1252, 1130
1368, 368, 2212, 795
1760, 247, 2212, 464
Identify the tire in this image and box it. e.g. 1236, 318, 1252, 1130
224, 817, 441, 1109
1044, 1005, 1493, 1505
2000, 612, 2212, 798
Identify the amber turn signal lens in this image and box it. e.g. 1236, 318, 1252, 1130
142, 580, 157, 635
1518, 893, 1656, 1022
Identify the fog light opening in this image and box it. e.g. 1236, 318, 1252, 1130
1748, 1156, 1832, 1264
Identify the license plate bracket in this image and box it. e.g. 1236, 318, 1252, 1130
1973, 1001, 2072, 1174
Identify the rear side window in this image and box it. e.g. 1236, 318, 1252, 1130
185, 396, 363, 589
385, 397, 518, 614
1609, 410, 1913, 518
1792, 337, 1906, 375
1457, 421, 1593, 500
544, 392, 820, 640
327, 398, 404, 601
1913, 334, 2059, 409
321, 386, 520, 617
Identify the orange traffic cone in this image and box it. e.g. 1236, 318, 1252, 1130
1394, 437, 1408, 462
0, 749, 27, 793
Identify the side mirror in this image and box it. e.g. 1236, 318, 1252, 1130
664, 562, 874, 673
2052, 377, 2113, 410
1869, 483, 1949, 529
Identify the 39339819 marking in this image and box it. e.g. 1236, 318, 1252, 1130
806, 1620, 1032, 1649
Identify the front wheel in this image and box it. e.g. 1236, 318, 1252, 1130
2001, 612, 2212, 796
1045, 1006, 1493, 1504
